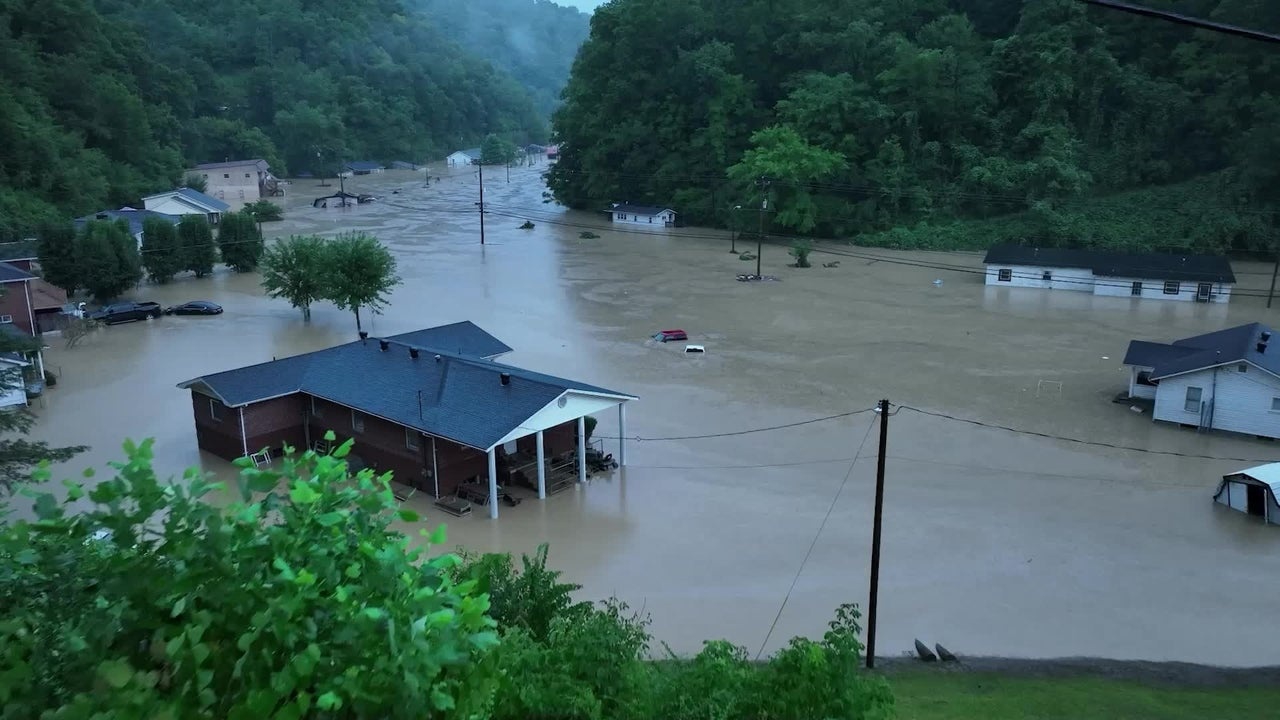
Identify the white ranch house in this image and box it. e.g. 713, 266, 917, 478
447, 149, 480, 167
1123, 323, 1280, 440
141, 188, 230, 226
983, 245, 1235, 303
610, 204, 676, 226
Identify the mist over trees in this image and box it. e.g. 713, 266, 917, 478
548, 0, 1280, 252
0, 0, 571, 239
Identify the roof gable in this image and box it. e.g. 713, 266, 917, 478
613, 204, 675, 216
1130, 323, 1280, 380
0, 261, 35, 284
196, 159, 269, 172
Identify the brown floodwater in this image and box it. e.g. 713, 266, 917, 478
16, 162, 1280, 665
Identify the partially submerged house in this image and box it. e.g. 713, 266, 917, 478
1123, 323, 1280, 439
177, 322, 636, 518
74, 207, 181, 250
1214, 464, 1280, 525
611, 204, 676, 226
983, 245, 1235, 303
312, 191, 362, 209
193, 159, 282, 209
0, 241, 70, 333
447, 149, 480, 167
390, 161, 421, 171
141, 188, 230, 226
345, 161, 385, 175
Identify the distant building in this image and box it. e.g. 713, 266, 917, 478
546, 144, 560, 160
313, 191, 362, 209
345, 161, 385, 175
390, 161, 421, 171
1123, 323, 1280, 439
983, 245, 1235, 303
141, 188, 230, 226
0, 242, 68, 334
74, 207, 181, 250
610, 204, 676, 227
192, 159, 282, 210
447, 149, 480, 167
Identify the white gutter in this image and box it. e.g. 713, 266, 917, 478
239, 407, 248, 456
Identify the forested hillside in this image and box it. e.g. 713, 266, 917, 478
548, 0, 1280, 253
0, 0, 548, 239
412, 0, 590, 116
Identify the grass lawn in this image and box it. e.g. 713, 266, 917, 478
889, 671, 1280, 720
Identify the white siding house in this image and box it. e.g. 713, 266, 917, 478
1123, 323, 1280, 439
142, 188, 230, 226
611, 204, 676, 226
983, 245, 1235, 303
447, 149, 480, 167
193, 159, 279, 210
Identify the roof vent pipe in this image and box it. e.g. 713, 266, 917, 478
500, 372, 511, 386
1262, 331, 1272, 343
379, 340, 389, 351
1259, 342, 1268, 354
410, 347, 419, 359
434, 354, 442, 362
359, 331, 368, 341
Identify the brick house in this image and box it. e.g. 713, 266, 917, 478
178, 322, 636, 518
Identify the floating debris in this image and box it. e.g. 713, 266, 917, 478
579, 230, 600, 239
519, 220, 535, 229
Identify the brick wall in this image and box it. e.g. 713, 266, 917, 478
514, 420, 578, 459
0, 282, 33, 335
243, 394, 307, 457
307, 396, 430, 490
190, 391, 243, 459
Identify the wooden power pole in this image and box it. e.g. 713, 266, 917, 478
866, 398, 890, 669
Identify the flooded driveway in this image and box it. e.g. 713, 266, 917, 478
20, 163, 1280, 666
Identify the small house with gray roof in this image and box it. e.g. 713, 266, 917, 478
611, 203, 676, 227
1123, 323, 1280, 438
177, 321, 636, 518
983, 245, 1235, 303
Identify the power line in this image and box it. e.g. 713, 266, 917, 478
594, 407, 877, 442
896, 405, 1275, 464
1077, 0, 1280, 44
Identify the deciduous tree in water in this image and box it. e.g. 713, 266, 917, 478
259, 234, 326, 321
177, 216, 216, 279
322, 232, 401, 334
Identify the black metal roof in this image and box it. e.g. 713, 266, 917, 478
177, 322, 633, 450
1124, 323, 1280, 380
982, 245, 1236, 283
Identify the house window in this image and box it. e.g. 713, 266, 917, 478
352, 411, 365, 433
1042, 270, 1052, 281
997, 269, 1012, 282
209, 399, 223, 422
1184, 387, 1203, 413
1163, 281, 1180, 295
223, 173, 230, 179
1238, 363, 1248, 373
1272, 397, 1280, 413
1136, 370, 1156, 387
1131, 282, 1142, 296
244, 173, 251, 178
0, 315, 12, 324
406, 428, 420, 450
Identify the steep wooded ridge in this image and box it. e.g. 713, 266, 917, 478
548, 0, 1280, 253
0, 0, 574, 239
411, 0, 590, 117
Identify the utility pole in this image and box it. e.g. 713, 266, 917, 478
755, 177, 770, 277
506, 160, 511, 183
1269, 214, 1278, 309
730, 204, 742, 253
477, 162, 486, 246
865, 398, 890, 670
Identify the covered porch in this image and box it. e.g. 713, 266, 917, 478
475, 390, 633, 519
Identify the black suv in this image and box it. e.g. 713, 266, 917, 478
88, 301, 163, 325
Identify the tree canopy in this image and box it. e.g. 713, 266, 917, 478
549, 0, 1280, 253
0, 0, 573, 239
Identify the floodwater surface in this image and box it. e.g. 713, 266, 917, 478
18, 163, 1280, 666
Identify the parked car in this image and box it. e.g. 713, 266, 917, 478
164, 300, 223, 316
652, 329, 688, 343
88, 301, 162, 324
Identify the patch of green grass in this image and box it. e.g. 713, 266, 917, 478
890, 672, 1280, 720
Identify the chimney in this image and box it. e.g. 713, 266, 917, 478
500, 372, 511, 386
359, 331, 368, 341
1262, 331, 1273, 343
434, 354, 442, 362
378, 340, 389, 351
1259, 342, 1269, 354
409, 347, 419, 359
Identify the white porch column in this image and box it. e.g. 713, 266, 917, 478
487, 448, 499, 519
577, 416, 587, 484
536, 430, 546, 499
617, 403, 627, 466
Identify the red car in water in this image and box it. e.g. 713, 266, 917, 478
652, 329, 688, 342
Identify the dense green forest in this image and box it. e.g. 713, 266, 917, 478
548, 0, 1280, 253
412, 0, 590, 116
0, 0, 565, 239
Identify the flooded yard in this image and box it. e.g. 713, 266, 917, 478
19, 163, 1280, 666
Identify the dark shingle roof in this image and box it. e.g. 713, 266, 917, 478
982, 245, 1236, 283
386, 322, 512, 358
75, 208, 181, 238
196, 159, 269, 172
177, 322, 633, 450
613, 204, 674, 216
345, 161, 384, 171
0, 262, 34, 283
1125, 323, 1280, 380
